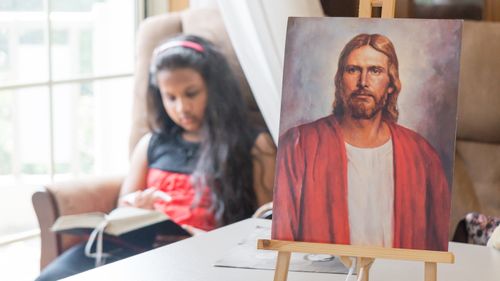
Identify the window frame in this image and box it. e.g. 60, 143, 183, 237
0, 0, 146, 244
0, 0, 144, 181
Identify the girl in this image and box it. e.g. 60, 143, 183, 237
120, 34, 276, 231
36, 34, 276, 281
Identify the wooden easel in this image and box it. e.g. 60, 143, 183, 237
358, 0, 396, 18
258, 239, 454, 281
258, 1, 455, 280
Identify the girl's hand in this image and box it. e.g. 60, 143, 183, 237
119, 187, 172, 209
133, 187, 158, 209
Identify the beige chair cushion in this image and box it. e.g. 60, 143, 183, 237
451, 20, 500, 220
456, 141, 500, 216
458, 21, 500, 143
450, 21, 500, 236
450, 149, 481, 237
130, 12, 183, 153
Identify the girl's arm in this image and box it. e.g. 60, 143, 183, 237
118, 133, 153, 208
251, 132, 277, 207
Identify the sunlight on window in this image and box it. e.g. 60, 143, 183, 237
0, 92, 13, 175
50, 0, 134, 80
52, 78, 132, 181
0, 0, 135, 238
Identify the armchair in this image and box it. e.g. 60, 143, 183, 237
32, 7, 266, 270
363, 21, 500, 243
450, 21, 500, 237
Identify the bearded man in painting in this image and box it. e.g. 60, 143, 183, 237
272, 33, 450, 251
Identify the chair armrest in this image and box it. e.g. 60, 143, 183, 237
32, 187, 60, 271
32, 176, 124, 270
252, 202, 273, 219
451, 218, 468, 243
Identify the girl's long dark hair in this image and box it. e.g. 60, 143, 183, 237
147, 35, 257, 226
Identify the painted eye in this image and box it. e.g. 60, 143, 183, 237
370, 67, 383, 75
346, 66, 358, 74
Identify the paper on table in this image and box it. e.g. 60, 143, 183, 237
214, 225, 350, 274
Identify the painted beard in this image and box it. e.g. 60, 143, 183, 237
345, 89, 387, 120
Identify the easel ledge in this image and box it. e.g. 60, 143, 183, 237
258, 239, 454, 281
258, 239, 454, 263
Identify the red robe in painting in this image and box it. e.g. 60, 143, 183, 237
271, 114, 451, 251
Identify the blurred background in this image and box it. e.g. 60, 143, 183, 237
0, 0, 498, 280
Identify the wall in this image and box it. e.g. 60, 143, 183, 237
170, 0, 190, 12
484, 0, 500, 21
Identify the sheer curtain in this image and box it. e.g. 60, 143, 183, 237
217, 0, 323, 142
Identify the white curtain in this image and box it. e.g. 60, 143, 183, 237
217, 0, 324, 142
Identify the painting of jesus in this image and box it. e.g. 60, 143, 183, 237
272, 18, 462, 251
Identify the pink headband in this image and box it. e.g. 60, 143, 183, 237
153, 41, 204, 57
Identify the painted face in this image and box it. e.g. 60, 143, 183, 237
341, 45, 394, 120
157, 68, 208, 135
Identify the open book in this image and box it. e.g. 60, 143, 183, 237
51, 207, 189, 237
52, 207, 191, 266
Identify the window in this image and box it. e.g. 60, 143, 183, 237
0, 0, 136, 238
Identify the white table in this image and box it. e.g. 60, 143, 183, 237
64, 218, 500, 281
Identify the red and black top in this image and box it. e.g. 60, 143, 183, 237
147, 132, 216, 231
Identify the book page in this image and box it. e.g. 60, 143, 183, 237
51, 207, 174, 236
51, 212, 106, 232
105, 207, 169, 236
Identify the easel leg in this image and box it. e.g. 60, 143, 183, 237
381, 0, 396, 18
424, 262, 437, 281
358, 0, 396, 18
274, 251, 291, 281
358, 0, 372, 17
356, 257, 374, 281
